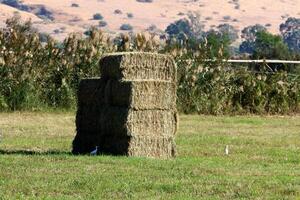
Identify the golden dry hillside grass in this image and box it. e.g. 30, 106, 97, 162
1, 0, 300, 40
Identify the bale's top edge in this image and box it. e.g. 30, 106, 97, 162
116, 79, 175, 83
80, 78, 173, 83
101, 52, 173, 59
80, 77, 101, 80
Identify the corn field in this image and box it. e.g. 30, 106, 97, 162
0, 17, 299, 114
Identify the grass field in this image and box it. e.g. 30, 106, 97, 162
0, 112, 299, 199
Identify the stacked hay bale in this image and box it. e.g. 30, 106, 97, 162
72, 52, 178, 158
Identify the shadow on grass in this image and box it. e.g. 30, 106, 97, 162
0, 149, 72, 156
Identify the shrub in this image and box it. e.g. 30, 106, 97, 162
114, 9, 122, 14
136, 0, 153, 2
35, 6, 54, 21
146, 24, 157, 32
71, 3, 79, 7
127, 13, 134, 18
98, 21, 107, 27
93, 13, 103, 20
120, 24, 133, 31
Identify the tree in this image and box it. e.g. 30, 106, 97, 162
165, 18, 192, 39
217, 23, 239, 43
252, 31, 290, 59
251, 31, 292, 71
204, 29, 231, 58
239, 24, 267, 54
280, 17, 300, 53
165, 12, 205, 43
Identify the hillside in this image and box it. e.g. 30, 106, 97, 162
1, 0, 300, 40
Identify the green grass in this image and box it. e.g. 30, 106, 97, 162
0, 112, 300, 199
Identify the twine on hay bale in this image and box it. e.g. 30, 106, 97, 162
72, 52, 178, 158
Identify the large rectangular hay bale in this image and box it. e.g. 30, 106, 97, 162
103, 107, 178, 138
76, 106, 178, 137
77, 78, 106, 106
128, 136, 176, 158
106, 80, 176, 110
100, 52, 177, 81
100, 135, 176, 158
76, 105, 104, 132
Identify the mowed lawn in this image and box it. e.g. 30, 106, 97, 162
0, 112, 299, 199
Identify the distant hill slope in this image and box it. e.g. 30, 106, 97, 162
0, 3, 41, 26
1, 0, 300, 40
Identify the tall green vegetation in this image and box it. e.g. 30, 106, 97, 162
0, 16, 112, 110
170, 43, 299, 114
0, 16, 299, 114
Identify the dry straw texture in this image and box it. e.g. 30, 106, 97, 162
77, 78, 176, 110
100, 52, 177, 82
94, 135, 176, 158
102, 108, 178, 137
106, 80, 176, 110
73, 52, 178, 158
76, 106, 177, 137
127, 136, 176, 158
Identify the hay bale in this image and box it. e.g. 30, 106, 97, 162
73, 78, 106, 154
78, 78, 176, 110
102, 107, 178, 137
73, 52, 178, 158
76, 106, 104, 132
74, 106, 178, 155
100, 52, 177, 82
106, 80, 176, 110
77, 78, 106, 106
101, 135, 176, 158
76, 78, 106, 132
128, 136, 176, 158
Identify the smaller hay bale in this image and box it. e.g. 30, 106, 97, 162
73, 78, 106, 154
100, 52, 177, 82
106, 80, 176, 110
76, 78, 107, 132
